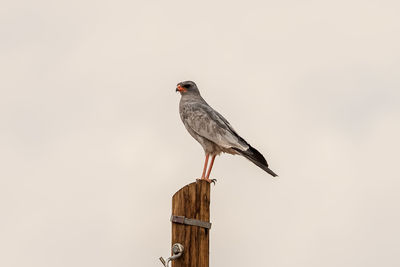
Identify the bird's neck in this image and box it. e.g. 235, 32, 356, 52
181, 93, 204, 103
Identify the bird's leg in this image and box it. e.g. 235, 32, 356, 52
200, 153, 209, 179
205, 155, 216, 178
202, 155, 217, 184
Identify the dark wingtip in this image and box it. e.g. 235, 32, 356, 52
233, 146, 278, 177
265, 167, 278, 177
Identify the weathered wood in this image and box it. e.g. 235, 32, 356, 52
172, 180, 210, 267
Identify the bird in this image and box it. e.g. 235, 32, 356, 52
176, 80, 277, 183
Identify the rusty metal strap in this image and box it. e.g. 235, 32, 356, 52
170, 215, 212, 229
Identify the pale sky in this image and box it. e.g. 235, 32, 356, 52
1, 1, 400, 266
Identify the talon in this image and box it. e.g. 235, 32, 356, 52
202, 178, 217, 185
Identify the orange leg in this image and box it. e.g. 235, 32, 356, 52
205, 155, 216, 179
201, 153, 209, 179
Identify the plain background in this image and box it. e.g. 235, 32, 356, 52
1, 0, 399, 266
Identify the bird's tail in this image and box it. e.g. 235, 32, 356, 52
233, 146, 278, 177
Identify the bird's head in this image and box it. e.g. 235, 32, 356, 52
176, 81, 200, 96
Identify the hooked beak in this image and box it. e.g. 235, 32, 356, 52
176, 84, 187, 93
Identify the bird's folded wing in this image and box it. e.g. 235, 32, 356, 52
182, 103, 249, 151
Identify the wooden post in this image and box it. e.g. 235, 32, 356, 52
171, 180, 211, 267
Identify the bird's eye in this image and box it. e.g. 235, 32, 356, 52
183, 84, 191, 88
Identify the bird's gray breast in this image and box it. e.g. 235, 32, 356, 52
179, 99, 214, 150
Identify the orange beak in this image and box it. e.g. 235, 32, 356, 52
176, 84, 187, 93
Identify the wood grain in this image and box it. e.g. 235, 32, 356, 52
172, 180, 210, 267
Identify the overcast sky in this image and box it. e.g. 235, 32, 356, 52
1, 0, 400, 266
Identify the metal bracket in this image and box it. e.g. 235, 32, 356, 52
159, 243, 184, 267
171, 215, 212, 229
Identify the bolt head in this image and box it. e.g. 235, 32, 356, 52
172, 243, 184, 254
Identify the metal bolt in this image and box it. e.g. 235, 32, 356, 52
159, 243, 184, 267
